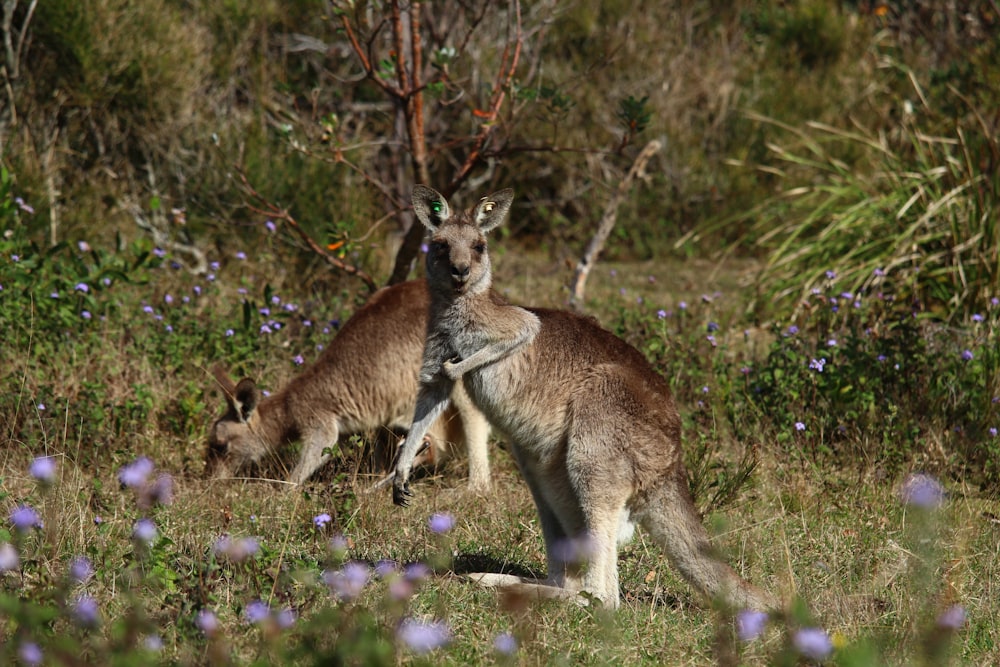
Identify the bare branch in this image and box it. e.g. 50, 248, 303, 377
568, 140, 662, 310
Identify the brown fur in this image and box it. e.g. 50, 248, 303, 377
206, 280, 491, 489
394, 186, 775, 611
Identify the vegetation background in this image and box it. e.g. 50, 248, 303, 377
1, 0, 998, 664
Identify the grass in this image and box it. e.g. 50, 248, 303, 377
2, 206, 998, 664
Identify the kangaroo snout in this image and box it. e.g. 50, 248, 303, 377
451, 262, 471, 283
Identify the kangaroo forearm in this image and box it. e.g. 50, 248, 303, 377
395, 382, 453, 482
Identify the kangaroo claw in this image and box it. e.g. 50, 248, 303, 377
393, 481, 413, 507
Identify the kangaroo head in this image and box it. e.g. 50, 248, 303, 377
205, 367, 266, 479
412, 185, 513, 295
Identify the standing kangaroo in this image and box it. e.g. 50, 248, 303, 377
393, 186, 775, 611
206, 280, 492, 490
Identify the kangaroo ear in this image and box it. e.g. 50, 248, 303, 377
233, 378, 261, 423
412, 185, 451, 231
473, 188, 514, 234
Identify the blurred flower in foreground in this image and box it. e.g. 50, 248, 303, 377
245, 600, 270, 625
324, 561, 370, 601
937, 604, 966, 630
793, 627, 833, 661
69, 556, 94, 583
18, 642, 42, 667
900, 473, 944, 509
196, 609, 219, 636
119, 456, 155, 488
213, 535, 260, 562
29, 456, 57, 483
428, 512, 455, 534
494, 632, 518, 655
736, 609, 769, 642
397, 618, 451, 654
132, 518, 158, 544
71, 595, 101, 628
144, 635, 164, 652
10, 504, 42, 531
0, 543, 20, 571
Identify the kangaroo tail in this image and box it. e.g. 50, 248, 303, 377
632, 467, 776, 611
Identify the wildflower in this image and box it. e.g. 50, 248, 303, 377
10, 505, 42, 531
284, 303, 297, 312
619, 288, 626, 296
937, 604, 966, 630
324, 561, 370, 601
11, 254, 19, 261
142, 305, 154, 314
214, 536, 259, 562
260, 323, 273, 335
210, 261, 220, 271
18, 642, 42, 667
50, 291, 59, 299
265, 220, 277, 233
707, 321, 719, 332
207, 273, 216, 281
75, 282, 89, 293
706, 335, 717, 347
786, 325, 799, 336
143, 635, 164, 652
69, 556, 93, 583
71, 595, 101, 628
874, 267, 885, 277
736, 609, 768, 642
397, 618, 451, 654
82, 310, 92, 319
961, 349, 974, 361
901, 473, 944, 509
195, 609, 219, 636
656, 309, 667, 319
420, 243, 429, 254
37, 403, 45, 411
236, 251, 247, 260
740, 366, 751, 375
0, 542, 20, 571
164, 294, 174, 305
293, 355, 304, 366
825, 270, 836, 280
971, 313, 983, 322
552, 534, 596, 565
794, 422, 806, 431
271, 321, 282, 330
144, 473, 174, 507
494, 631, 518, 655
153, 247, 166, 258
193, 285, 202, 296
404, 562, 431, 582
313, 513, 332, 529
636, 296, 644, 305
276, 607, 297, 629
119, 456, 155, 488
809, 358, 827, 373
102, 277, 111, 286
303, 319, 312, 327
827, 339, 837, 347
877, 354, 887, 362
29, 456, 57, 483
225, 328, 234, 337
245, 600, 270, 624
93, 515, 103, 526
15, 197, 35, 214
271, 295, 281, 305
678, 301, 688, 310
990, 427, 998, 437
165, 324, 173, 333
132, 518, 158, 544
792, 627, 833, 661
701, 385, 709, 394
428, 512, 455, 534
374, 559, 398, 578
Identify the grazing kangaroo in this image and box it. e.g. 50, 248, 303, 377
206, 280, 492, 490
393, 186, 775, 611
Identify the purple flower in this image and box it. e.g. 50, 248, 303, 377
701, 385, 710, 394
374, 559, 398, 578
193, 285, 202, 296
794, 422, 806, 431
0, 543, 20, 571
324, 561, 370, 601
404, 562, 431, 582
303, 319, 312, 327
18, 642, 42, 667
397, 618, 451, 654
971, 313, 983, 322
656, 309, 667, 319
961, 349, 974, 361
210, 261, 220, 271
142, 305, 154, 314
293, 355, 304, 366
428, 512, 455, 534
144, 473, 174, 506
990, 427, 998, 437
93, 515, 103, 526
153, 247, 166, 258
143, 635, 164, 652
494, 631, 518, 655
877, 354, 887, 362
37, 403, 45, 411
245, 599, 270, 624
71, 595, 101, 627
937, 604, 966, 630
164, 294, 173, 305
118, 456, 155, 488
901, 473, 944, 509
678, 301, 688, 310
825, 270, 836, 280
265, 220, 277, 233
75, 282, 89, 293
15, 197, 35, 214
50, 291, 59, 299
827, 339, 837, 347
283, 303, 297, 312
874, 267, 885, 277
707, 321, 719, 332
82, 310, 92, 320
10, 504, 42, 531
809, 358, 827, 372
260, 324, 273, 335
214, 536, 260, 562
793, 627, 833, 660
706, 335, 717, 347
132, 518, 158, 544
276, 607, 297, 629
259, 307, 270, 316
236, 251, 247, 261
29, 456, 57, 483
78, 240, 91, 252
736, 609, 769, 642
195, 609, 218, 636
313, 513, 332, 529
225, 328, 234, 337
271, 295, 281, 305
69, 556, 93, 583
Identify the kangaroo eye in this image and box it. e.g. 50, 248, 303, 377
473, 243, 486, 254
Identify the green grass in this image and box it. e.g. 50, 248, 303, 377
2, 206, 998, 663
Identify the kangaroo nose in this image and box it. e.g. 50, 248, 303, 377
452, 264, 470, 281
